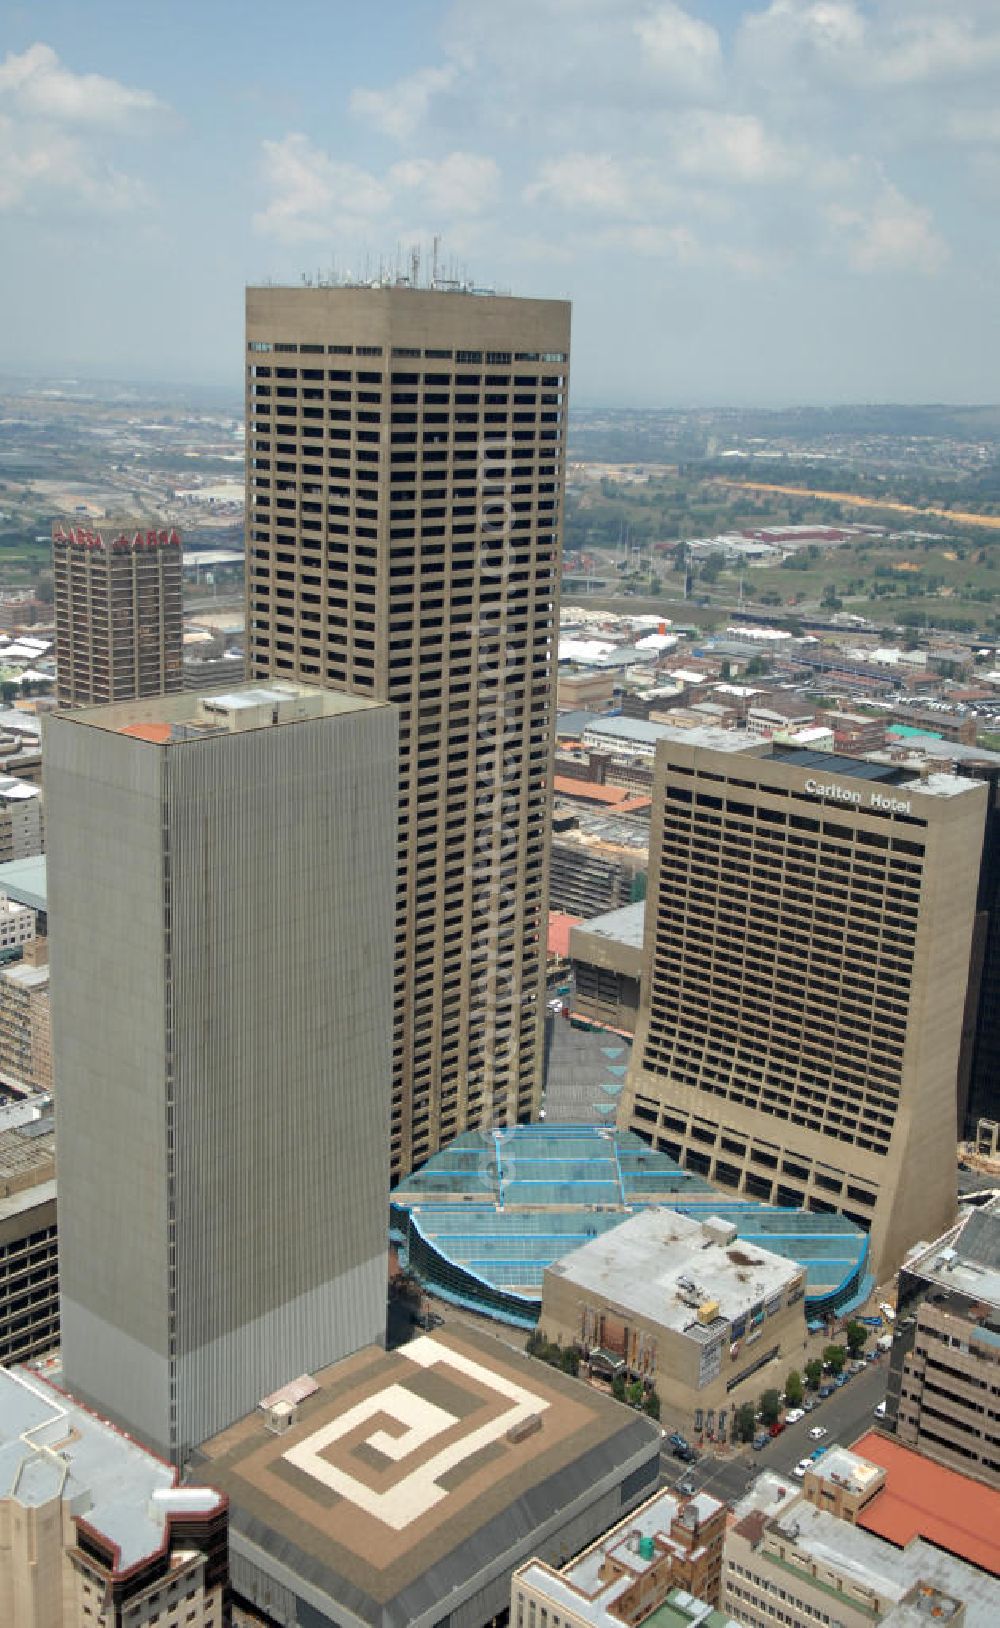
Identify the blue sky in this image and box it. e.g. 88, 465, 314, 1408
2, 0, 1000, 405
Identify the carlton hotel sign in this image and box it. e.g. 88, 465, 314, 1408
804, 777, 913, 816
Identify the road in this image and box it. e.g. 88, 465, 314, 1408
659, 1356, 890, 1507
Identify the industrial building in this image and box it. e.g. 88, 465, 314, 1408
0, 1363, 227, 1628
884, 1196, 1000, 1487
539, 1209, 806, 1421
512, 1485, 727, 1626
52, 522, 184, 704
620, 729, 987, 1276
390, 1125, 869, 1336
192, 1324, 662, 1628
245, 283, 569, 1181
46, 681, 397, 1463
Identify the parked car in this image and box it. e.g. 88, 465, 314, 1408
802, 1399, 816, 1412
818, 1384, 834, 1399
834, 1374, 847, 1388
673, 1444, 695, 1462
874, 1401, 887, 1419
678, 1477, 696, 1496
880, 1302, 896, 1323
753, 1432, 770, 1451
668, 1432, 688, 1451
793, 1457, 812, 1478
810, 1446, 829, 1461
769, 1420, 785, 1437
809, 1426, 828, 1440
785, 1408, 805, 1424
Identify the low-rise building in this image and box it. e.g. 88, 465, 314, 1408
885, 1197, 1000, 1487
0, 895, 35, 956
722, 1469, 1000, 1628
0, 776, 42, 863
569, 901, 645, 1036
539, 1209, 806, 1421
746, 694, 816, 737
800, 1444, 887, 1521
0, 1362, 227, 1627
193, 1325, 662, 1628
512, 1486, 727, 1626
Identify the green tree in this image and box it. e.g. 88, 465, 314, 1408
804, 1359, 823, 1391
611, 1373, 627, 1403
736, 1402, 757, 1443
643, 1389, 661, 1420
626, 1379, 644, 1407
760, 1388, 781, 1426
824, 1344, 846, 1376
559, 1347, 580, 1377
785, 1371, 804, 1408
845, 1322, 866, 1359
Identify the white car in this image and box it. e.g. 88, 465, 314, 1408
880, 1302, 896, 1323
808, 1425, 828, 1440
793, 1457, 812, 1478
784, 1408, 805, 1425
874, 1401, 887, 1419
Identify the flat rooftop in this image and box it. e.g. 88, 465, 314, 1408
809, 1444, 886, 1500
52, 680, 386, 740
572, 900, 646, 952
906, 1195, 1000, 1308
0, 1366, 222, 1574
545, 1208, 802, 1338
0, 854, 46, 912
192, 1325, 659, 1628
852, 1431, 1000, 1574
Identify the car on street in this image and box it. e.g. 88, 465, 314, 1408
803, 1398, 815, 1412
810, 1446, 828, 1461
793, 1457, 812, 1478
753, 1432, 770, 1451
809, 1426, 828, 1440
785, 1408, 805, 1424
880, 1302, 896, 1322
834, 1374, 847, 1387
673, 1444, 695, 1461
668, 1432, 688, 1451
874, 1401, 887, 1419
818, 1384, 834, 1398
678, 1477, 696, 1496
769, 1420, 785, 1437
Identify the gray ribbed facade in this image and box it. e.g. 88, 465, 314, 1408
45, 684, 396, 1463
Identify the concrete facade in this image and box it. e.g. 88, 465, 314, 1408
52, 523, 184, 704
46, 682, 397, 1462
620, 732, 987, 1277
569, 901, 644, 1035
245, 285, 570, 1181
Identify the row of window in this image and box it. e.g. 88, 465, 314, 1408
249, 341, 567, 362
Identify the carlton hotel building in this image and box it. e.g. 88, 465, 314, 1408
620, 730, 987, 1277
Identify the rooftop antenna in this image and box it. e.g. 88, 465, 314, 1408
432, 235, 441, 286
410, 244, 420, 287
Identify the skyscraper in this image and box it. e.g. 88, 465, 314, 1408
46, 681, 397, 1463
52, 522, 184, 704
245, 284, 570, 1179
619, 731, 987, 1276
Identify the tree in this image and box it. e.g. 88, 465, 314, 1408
736, 1402, 757, 1443
559, 1347, 580, 1377
611, 1373, 627, 1403
785, 1371, 804, 1408
845, 1321, 867, 1359
824, 1343, 846, 1376
760, 1388, 781, 1426
804, 1358, 823, 1391
626, 1379, 644, 1407
643, 1389, 661, 1420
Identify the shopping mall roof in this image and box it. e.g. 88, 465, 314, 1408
391, 1126, 869, 1329
0, 853, 46, 913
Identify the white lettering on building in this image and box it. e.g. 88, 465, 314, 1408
803, 778, 911, 816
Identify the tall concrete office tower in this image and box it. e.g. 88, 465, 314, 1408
619, 731, 987, 1277
246, 284, 570, 1179
52, 522, 184, 704
46, 681, 397, 1463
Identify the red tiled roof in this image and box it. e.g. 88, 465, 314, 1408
852, 1431, 1000, 1575
548, 912, 582, 959
119, 721, 172, 743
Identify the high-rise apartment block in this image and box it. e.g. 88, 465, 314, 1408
620, 732, 987, 1276
245, 284, 569, 1179
0, 776, 42, 863
52, 522, 184, 704
46, 681, 397, 1462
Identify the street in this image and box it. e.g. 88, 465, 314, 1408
659, 1356, 890, 1507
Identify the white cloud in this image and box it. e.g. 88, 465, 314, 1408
253, 134, 390, 242
669, 112, 797, 184
740, 0, 1000, 89
0, 44, 160, 214
390, 152, 499, 215
524, 154, 639, 215
826, 181, 949, 273
350, 64, 456, 142
634, 3, 722, 98
949, 108, 1000, 145
0, 42, 162, 126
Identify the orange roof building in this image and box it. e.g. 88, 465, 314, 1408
852, 1431, 1000, 1575
553, 776, 650, 815
547, 911, 582, 960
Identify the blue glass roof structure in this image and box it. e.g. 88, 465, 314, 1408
391, 1125, 870, 1329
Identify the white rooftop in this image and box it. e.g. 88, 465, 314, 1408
546, 1208, 802, 1336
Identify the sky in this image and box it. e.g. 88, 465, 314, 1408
2, 0, 1000, 406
